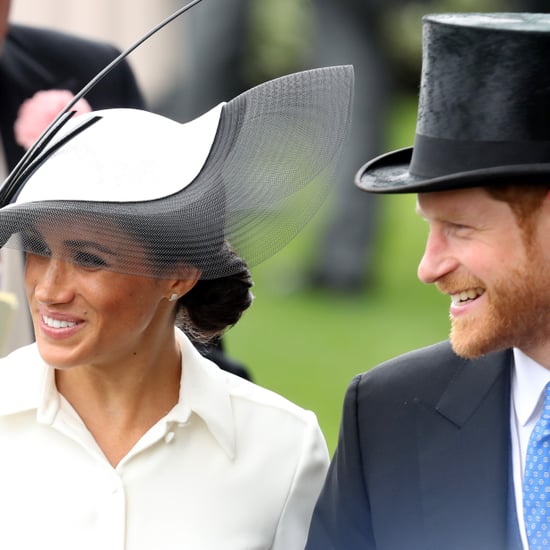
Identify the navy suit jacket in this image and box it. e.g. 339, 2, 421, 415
306, 341, 523, 550
0, 23, 145, 170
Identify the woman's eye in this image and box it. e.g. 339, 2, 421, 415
73, 251, 108, 269
23, 235, 50, 256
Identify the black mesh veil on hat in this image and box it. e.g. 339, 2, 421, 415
0, 65, 353, 279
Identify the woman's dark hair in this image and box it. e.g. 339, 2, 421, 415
175, 242, 253, 343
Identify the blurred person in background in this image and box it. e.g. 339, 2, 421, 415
305, 0, 394, 295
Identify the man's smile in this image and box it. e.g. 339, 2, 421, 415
450, 288, 485, 306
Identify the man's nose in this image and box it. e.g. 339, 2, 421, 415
417, 229, 459, 284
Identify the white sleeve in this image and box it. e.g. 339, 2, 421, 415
271, 412, 330, 550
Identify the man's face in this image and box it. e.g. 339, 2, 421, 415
416, 187, 550, 362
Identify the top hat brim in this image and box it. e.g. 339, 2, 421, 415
355, 146, 550, 194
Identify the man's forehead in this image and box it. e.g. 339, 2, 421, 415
415, 188, 490, 219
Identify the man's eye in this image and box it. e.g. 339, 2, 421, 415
446, 223, 472, 237
73, 252, 108, 269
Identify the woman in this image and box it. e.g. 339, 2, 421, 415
0, 66, 353, 549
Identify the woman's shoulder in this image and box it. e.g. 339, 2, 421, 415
0, 343, 42, 375
217, 367, 329, 470
181, 329, 319, 428
221, 367, 321, 431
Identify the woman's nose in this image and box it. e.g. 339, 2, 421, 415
29, 256, 75, 304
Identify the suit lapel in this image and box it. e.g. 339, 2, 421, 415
435, 349, 512, 426
415, 349, 518, 549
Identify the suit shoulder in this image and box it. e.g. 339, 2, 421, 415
363, 340, 462, 383
5, 23, 145, 109
348, 341, 510, 406
8, 24, 120, 62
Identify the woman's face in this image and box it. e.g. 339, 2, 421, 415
23, 219, 181, 370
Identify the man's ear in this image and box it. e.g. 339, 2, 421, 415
533, 189, 550, 242
539, 189, 550, 214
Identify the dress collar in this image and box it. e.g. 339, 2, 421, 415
167, 328, 235, 458
0, 328, 236, 459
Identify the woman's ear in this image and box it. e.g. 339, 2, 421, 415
167, 267, 202, 302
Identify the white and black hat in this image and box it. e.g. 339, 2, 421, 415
0, 65, 353, 278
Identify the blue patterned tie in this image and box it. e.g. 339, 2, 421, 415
524, 382, 550, 549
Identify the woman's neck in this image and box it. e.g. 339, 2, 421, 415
55, 336, 182, 467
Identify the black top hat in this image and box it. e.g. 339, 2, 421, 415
356, 13, 550, 193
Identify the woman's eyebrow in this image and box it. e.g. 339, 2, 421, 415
64, 240, 116, 256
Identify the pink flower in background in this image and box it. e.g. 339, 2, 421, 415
14, 90, 92, 150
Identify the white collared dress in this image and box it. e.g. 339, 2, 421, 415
0, 328, 329, 550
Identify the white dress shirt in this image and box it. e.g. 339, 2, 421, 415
510, 348, 550, 550
0, 328, 329, 550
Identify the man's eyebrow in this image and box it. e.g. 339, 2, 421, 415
64, 240, 116, 256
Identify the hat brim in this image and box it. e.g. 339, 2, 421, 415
355, 147, 550, 194
0, 199, 228, 278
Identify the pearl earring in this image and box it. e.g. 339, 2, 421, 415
168, 293, 179, 302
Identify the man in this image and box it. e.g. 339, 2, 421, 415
306, 13, 550, 550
